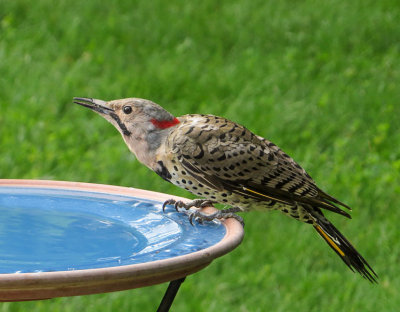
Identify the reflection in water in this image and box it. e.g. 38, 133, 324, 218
0, 187, 225, 273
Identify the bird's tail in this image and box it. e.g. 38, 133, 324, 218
313, 219, 378, 283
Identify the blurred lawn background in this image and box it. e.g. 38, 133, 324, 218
0, 0, 399, 311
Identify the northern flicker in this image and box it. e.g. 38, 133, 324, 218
73, 97, 377, 282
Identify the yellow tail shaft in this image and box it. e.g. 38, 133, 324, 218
315, 225, 345, 257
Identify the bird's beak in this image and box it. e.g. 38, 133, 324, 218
73, 97, 114, 115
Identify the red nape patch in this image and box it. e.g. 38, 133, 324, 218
151, 117, 180, 129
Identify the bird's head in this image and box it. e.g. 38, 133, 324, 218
73, 97, 180, 137
74, 97, 180, 165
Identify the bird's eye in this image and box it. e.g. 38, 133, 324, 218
123, 105, 132, 114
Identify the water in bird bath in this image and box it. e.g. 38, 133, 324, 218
0, 187, 225, 274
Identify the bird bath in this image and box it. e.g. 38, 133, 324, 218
0, 180, 244, 307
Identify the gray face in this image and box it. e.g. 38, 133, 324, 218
74, 97, 177, 138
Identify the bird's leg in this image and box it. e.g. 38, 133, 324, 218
189, 207, 245, 227
162, 198, 216, 212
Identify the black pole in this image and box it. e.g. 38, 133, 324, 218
156, 277, 186, 312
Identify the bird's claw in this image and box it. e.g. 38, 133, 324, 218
162, 199, 177, 212
162, 198, 216, 212
188, 209, 245, 227
162, 199, 244, 227
174, 200, 186, 211
162, 199, 189, 212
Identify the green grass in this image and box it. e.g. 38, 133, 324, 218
0, 0, 399, 310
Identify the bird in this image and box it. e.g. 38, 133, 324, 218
73, 96, 377, 282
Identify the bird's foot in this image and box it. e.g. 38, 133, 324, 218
189, 207, 245, 227
162, 198, 216, 212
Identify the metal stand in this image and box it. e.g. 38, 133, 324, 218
156, 277, 186, 312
